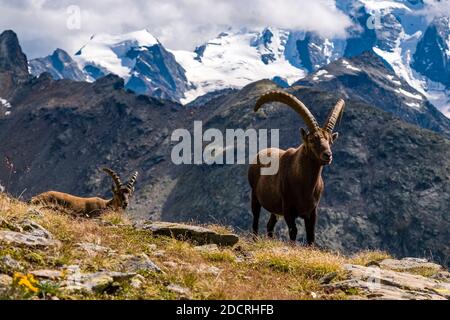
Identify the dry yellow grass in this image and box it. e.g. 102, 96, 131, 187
0, 192, 388, 300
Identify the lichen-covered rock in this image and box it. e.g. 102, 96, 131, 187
379, 258, 443, 273
142, 222, 239, 246
20, 220, 53, 239
323, 263, 450, 300
30, 269, 64, 280
120, 253, 162, 273
0, 255, 23, 274
167, 284, 191, 298
76, 242, 116, 256
60, 269, 136, 294
0, 274, 12, 293
0, 230, 60, 248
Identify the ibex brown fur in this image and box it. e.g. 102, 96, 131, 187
31, 168, 138, 216
248, 90, 344, 245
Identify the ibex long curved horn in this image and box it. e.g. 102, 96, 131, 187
102, 168, 122, 190
126, 171, 138, 193
323, 99, 345, 133
254, 90, 319, 132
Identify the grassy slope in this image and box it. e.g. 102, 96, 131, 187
0, 193, 395, 300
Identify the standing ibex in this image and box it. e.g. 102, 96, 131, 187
248, 90, 344, 245
31, 168, 138, 216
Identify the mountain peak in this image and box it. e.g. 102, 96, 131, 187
0, 30, 29, 78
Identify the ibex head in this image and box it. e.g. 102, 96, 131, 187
255, 90, 345, 165
102, 168, 138, 210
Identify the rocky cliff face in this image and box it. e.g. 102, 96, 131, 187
0, 30, 28, 80
294, 51, 450, 138
412, 17, 450, 88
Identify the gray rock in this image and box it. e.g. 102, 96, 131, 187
0, 230, 60, 248
0, 255, 23, 274
142, 222, 239, 246
76, 242, 115, 256
167, 284, 191, 298
0, 274, 12, 293
379, 258, 443, 273
21, 220, 54, 239
30, 269, 64, 280
130, 274, 145, 289
120, 253, 162, 273
197, 264, 221, 276
61, 270, 136, 294
323, 263, 450, 300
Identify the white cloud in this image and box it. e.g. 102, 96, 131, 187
418, 0, 450, 21
0, 0, 353, 58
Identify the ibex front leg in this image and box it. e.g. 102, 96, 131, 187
304, 208, 317, 246
283, 205, 298, 243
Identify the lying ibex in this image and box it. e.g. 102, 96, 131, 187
248, 90, 344, 245
31, 168, 138, 216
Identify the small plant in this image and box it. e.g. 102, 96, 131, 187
13, 273, 39, 295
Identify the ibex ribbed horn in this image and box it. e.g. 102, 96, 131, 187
254, 90, 319, 132
126, 171, 138, 192
323, 99, 345, 133
102, 168, 122, 190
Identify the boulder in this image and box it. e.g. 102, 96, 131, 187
323, 263, 450, 300
120, 253, 162, 273
76, 242, 116, 256
142, 222, 239, 246
167, 284, 191, 298
61, 270, 136, 294
0, 230, 60, 248
0, 255, 23, 274
379, 258, 443, 273
0, 274, 12, 293
30, 269, 64, 280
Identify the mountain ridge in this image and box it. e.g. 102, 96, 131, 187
25, 1, 450, 118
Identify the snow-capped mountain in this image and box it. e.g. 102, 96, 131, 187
28, 0, 450, 117
172, 28, 306, 103
29, 48, 87, 81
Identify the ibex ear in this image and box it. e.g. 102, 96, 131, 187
111, 184, 117, 194
332, 132, 339, 142
301, 128, 308, 142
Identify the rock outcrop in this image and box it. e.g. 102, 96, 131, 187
324, 259, 450, 300
141, 222, 239, 246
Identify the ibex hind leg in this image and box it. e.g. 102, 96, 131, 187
267, 214, 278, 238
251, 192, 261, 240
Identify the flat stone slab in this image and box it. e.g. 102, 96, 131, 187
379, 258, 443, 273
30, 269, 64, 280
323, 263, 450, 300
0, 230, 60, 248
142, 222, 239, 246
60, 270, 136, 294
